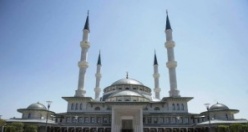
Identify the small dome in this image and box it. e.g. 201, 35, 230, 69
111, 78, 143, 86
110, 90, 142, 97
27, 102, 47, 110
210, 102, 229, 110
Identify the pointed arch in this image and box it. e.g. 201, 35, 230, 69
71, 103, 74, 110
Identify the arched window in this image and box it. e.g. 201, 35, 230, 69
181, 104, 184, 110
71, 103, 74, 110
80, 103, 82, 110
95, 107, 100, 111
75, 103, 78, 110
172, 104, 175, 110
154, 107, 160, 111
177, 104, 180, 110
28, 113, 31, 118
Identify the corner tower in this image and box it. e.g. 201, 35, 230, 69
165, 11, 180, 97
75, 11, 90, 97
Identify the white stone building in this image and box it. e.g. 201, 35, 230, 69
6, 12, 247, 132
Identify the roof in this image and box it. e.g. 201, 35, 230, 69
84, 13, 90, 31
196, 119, 248, 126
111, 78, 143, 86
97, 51, 101, 65
110, 90, 143, 97
210, 102, 229, 110
154, 53, 158, 65
27, 102, 47, 110
166, 11, 172, 30
6, 118, 56, 124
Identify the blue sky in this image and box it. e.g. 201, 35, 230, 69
0, 0, 247, 120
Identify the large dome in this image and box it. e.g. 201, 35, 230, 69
27, 102, 47, 110
111, 78, 143, 86
110, 90, 143, 97
210, 102, 229, 110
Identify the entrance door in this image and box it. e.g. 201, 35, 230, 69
121, 120, 133, 132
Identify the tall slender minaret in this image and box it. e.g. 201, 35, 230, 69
153, 51, 161, 99
94, 51, 102, 100
75, 11, 90, 97
165, 11, 180, 97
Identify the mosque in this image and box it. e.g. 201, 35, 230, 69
6, 12, 247, 132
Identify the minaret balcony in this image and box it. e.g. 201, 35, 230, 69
80, 41, 90, 48
78, 61, 89, 68
165, 41, 175, 48
153, 73, 160, 78
75, 89, 86, 97
166, 61, 177, 68
95, 73, 102, 78
169, 89, 180, 97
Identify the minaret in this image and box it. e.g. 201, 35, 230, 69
75, 11, 90, 97
94, 51, 102, 100
165, 11, 180, 97
153, 51, 161, 99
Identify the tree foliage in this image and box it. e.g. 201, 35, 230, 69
0, 119, 5, 126
229, 123, 243, 132
217, 125, 228, 132
24, 125, 37, 132
5, 122, 24, 132
241, 123, 248, 132
5, 126, 15, 132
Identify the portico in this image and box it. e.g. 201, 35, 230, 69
111, 105, 143, 132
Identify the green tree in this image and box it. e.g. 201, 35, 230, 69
6, 122, 24, 132
241, 124, 248, 132
217, 125, 228, 132
230, 123, 242, 132
24, 125, 37, 132
5, 126, 15, 132
0, 119, 5, 126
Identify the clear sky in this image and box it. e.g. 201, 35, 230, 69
0, 0, 247, 120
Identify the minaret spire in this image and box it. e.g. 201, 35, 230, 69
75, 11, 91, 97
97, 51, 101, 65
166, 10, 172, 30
164, 11, 180, 97
154, 50, 158, 65
153, 51, 161, 99
84, 10, 90, 31
94, 51, 102, 100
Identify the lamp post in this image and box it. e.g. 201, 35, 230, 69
204, 103, 211, 132
45, 101, 52, 132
